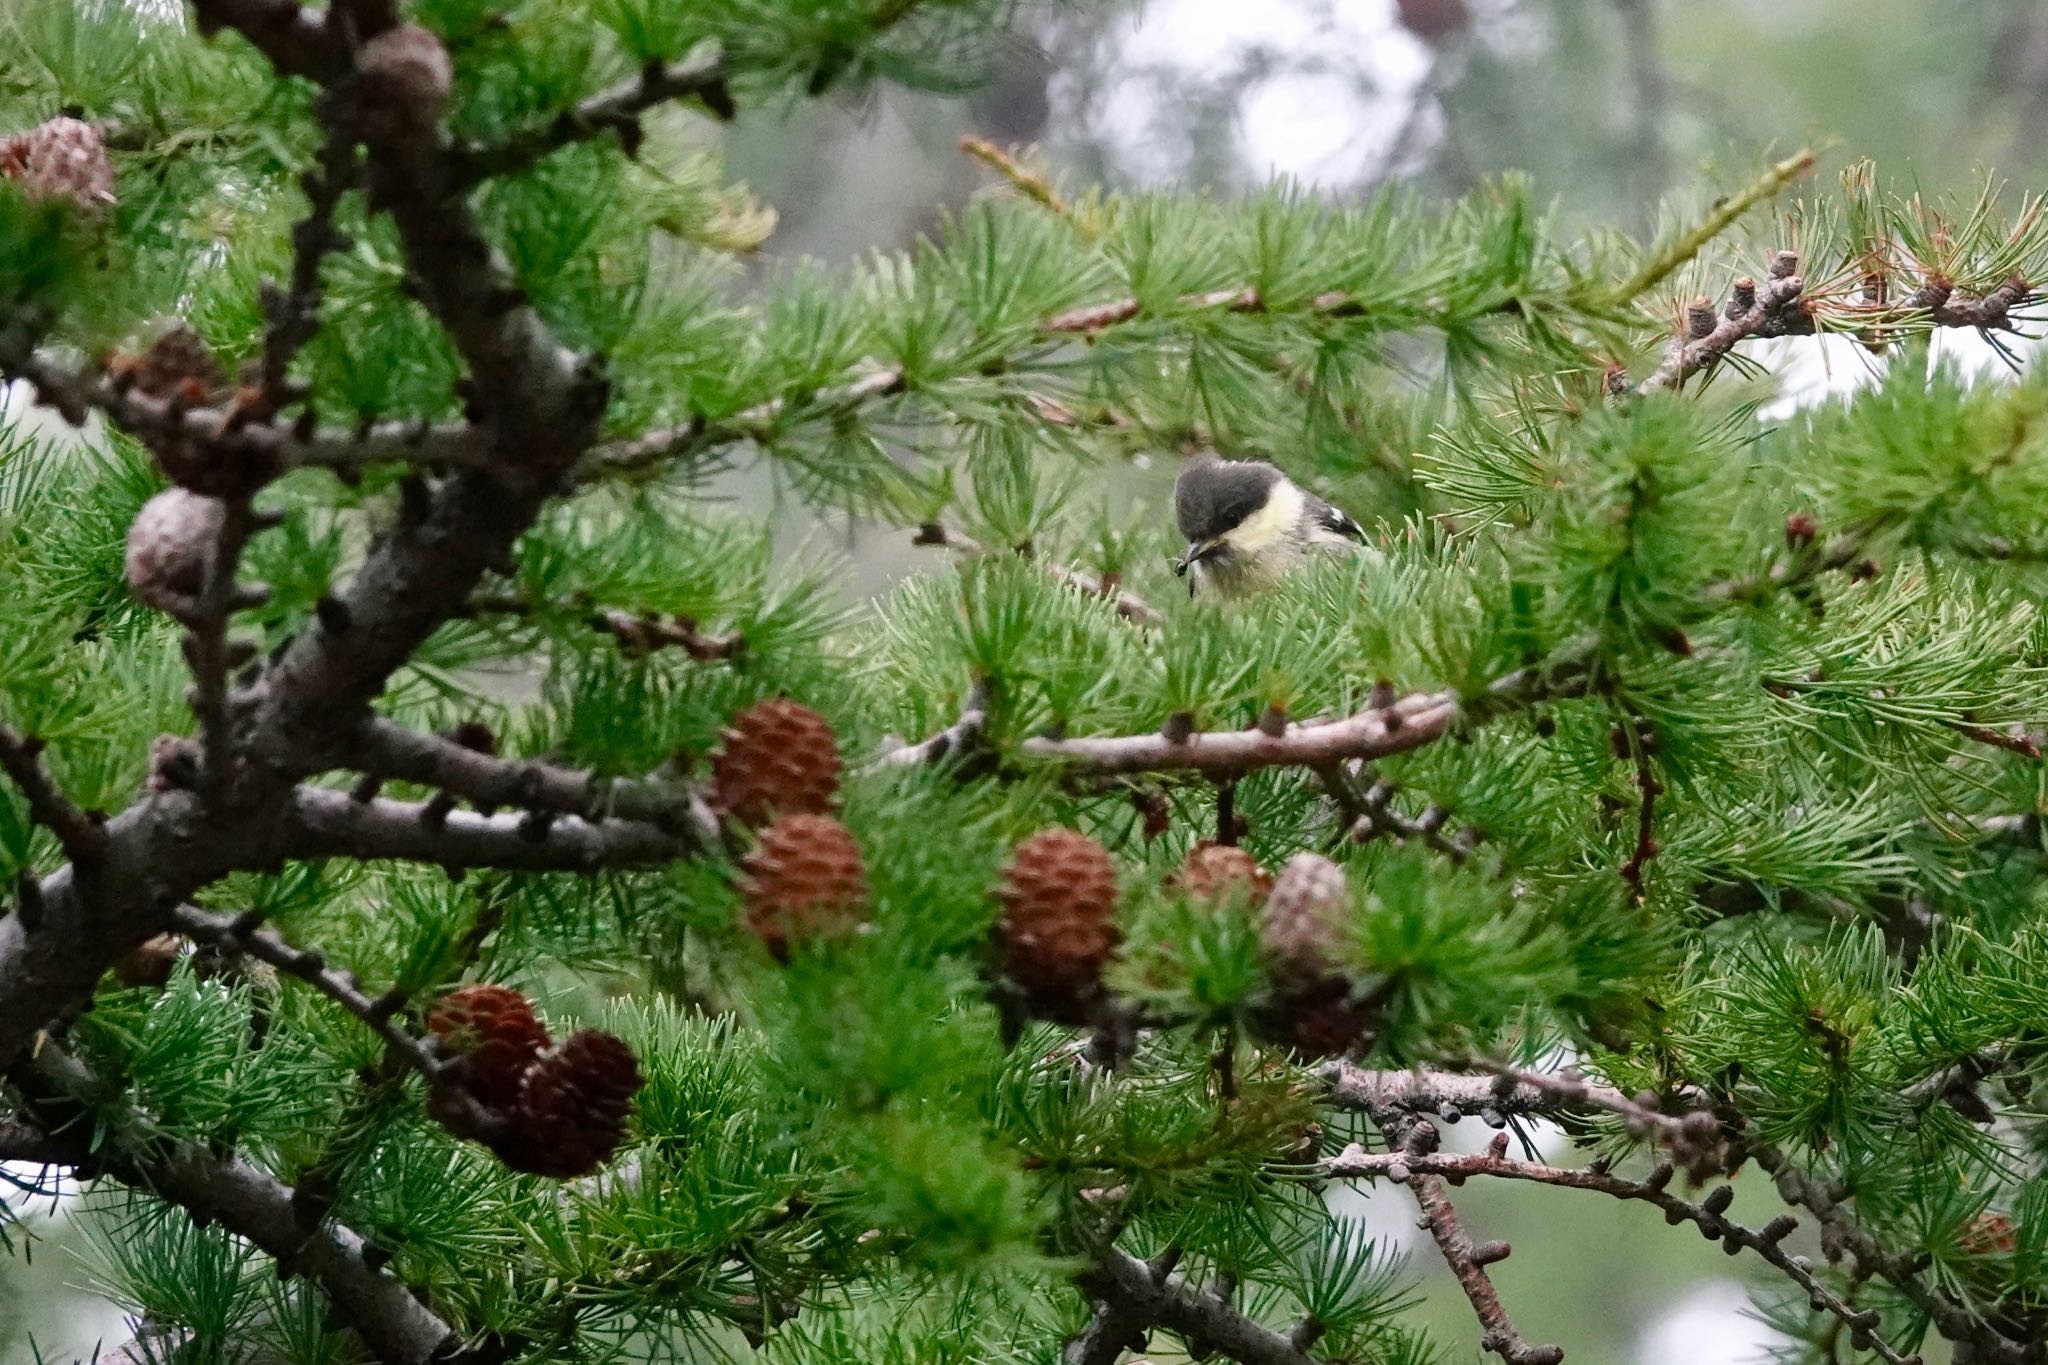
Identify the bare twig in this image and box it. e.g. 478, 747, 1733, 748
1615, 716, 1660, 899
873, 678, 993, 769
1323, 766, 1478, 861
465, 592, 743, 660
258, 122, 358, 412
350, 716, 719, 837
1327, 1141, 1912, 1365
913, 522, 1163, 627
1374, 1114, 1562, 1365
287, 785, 696, 873
1755, 1145, 2028, 1363
1019, 688, 1459, 780
1635, 252, 1809, 395
168, 904, 455, 1092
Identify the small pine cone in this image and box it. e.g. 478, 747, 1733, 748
499, 1029, 644, 1179
996, 828, 1119, 1019
1961, 1211, 2017, 1256
1249, 974, 1372, 1060
712, 698, 842, 828
0, 116, 115, 215
1173, 841, 1272, 906
112, 933, 182, 989
353, 25, 455, 142
428, 985, 551, 1110
741, 813, 868, 956
122, 323, 230, 406
1261, 852, 1349, 979
124, 488, 223, 620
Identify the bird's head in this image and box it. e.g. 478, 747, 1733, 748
1172, 454, 1294, 577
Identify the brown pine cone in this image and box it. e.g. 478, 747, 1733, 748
0, 116, 115, 215
1261, 852, 1350, 979
1961, 1211, 2017, 1256
1249, 974, 1372, 1060
500, 1029, 644, 1179
427, 984, 551, 1110
1173, 841, 1272, 906
712, 698, 842, 828
741, 812, 869, 956
996, 828, 1119, 1020
113, 323, 230, 407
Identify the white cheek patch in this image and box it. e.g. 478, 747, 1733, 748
1224, 479, 1304, 555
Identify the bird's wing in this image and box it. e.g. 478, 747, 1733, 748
1308, 495, 1367, 544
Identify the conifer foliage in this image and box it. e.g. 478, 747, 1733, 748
3, 3, 2048, 1363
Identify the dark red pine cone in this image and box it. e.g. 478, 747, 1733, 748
427, 984, 551, 1109
497, 1029, 645, 1179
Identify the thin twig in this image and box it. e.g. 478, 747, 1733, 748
168, 903, 456, 1094
448, 45, 734, 188
1615, 715, 1660, 899
1755, 1145, 2027, 1364
1374, 1113, 1562, 1365
1327, 1141, 1912, 1365
1635, 252, 1808, 395
259, 122, 358, 413
0, 727, 106, 865
959, 135, 1083, 232
1324, 766, 1478, 861
913, 522, 1163, 627
466, 593, 743, 661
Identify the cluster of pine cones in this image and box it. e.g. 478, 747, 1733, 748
714, 698, 1372, 1056
427, 986, 644, 1179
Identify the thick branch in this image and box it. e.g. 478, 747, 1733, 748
187, 0, 351, 81
19, 1043, 457, 1364
350, 717, 719, 837
287, 785, 694, 872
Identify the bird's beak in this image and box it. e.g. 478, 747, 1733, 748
1174, 541, 1213, 577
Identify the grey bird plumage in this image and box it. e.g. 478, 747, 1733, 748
1172, 453, 1367, 598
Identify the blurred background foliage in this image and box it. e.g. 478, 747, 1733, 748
4, 0, 2043, 1360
